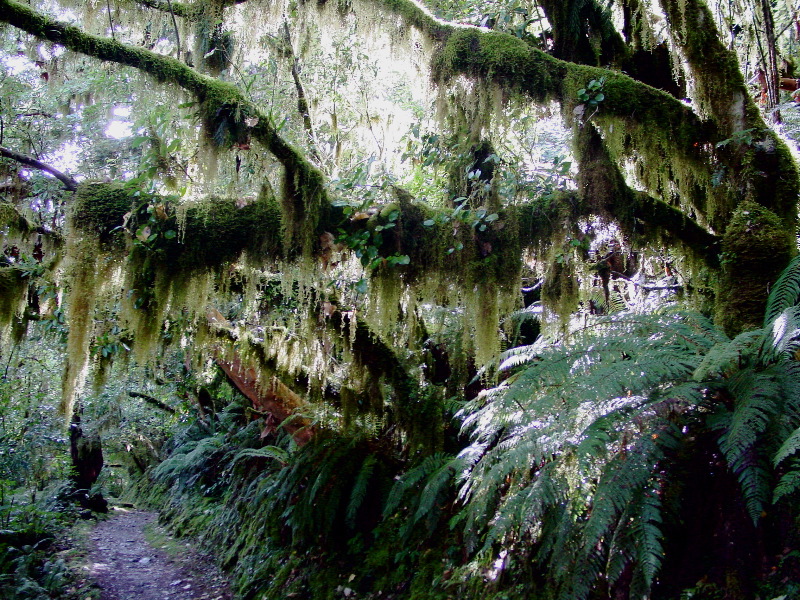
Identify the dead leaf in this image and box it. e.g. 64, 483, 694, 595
320, 232, 335, 250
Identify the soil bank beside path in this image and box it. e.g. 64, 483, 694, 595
85, 508, 233, 600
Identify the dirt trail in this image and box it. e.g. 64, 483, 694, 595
86, 509, 233, 600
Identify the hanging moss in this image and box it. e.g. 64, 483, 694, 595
61, 237, 102, 420
716, 201, 795, 335
0, 267, 26, 332
542, 256, 579, 323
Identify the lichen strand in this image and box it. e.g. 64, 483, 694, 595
592, 108, 720, 225
0, 267, 26, 338
60, 236, 103, 420
541, 249, 580, 324
72, 182, 136, 245
716, 201, 795, 335
278, 162, 328, 257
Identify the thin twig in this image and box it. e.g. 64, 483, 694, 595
165, 0, 181, 61
106, 0, 115, 40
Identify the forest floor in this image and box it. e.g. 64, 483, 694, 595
82, 508, 233, 600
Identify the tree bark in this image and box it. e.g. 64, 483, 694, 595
0, 145, 78, 191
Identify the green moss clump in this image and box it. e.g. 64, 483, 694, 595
542, 256, 579, 321
377, 0, 449, 38
433, 29, 554, 102
0, 203, 32, 234
716, 201, 795, 335
172, 195, 284, 269
72, 182, 136, 244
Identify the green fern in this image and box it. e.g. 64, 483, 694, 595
763, 254, 800, 326
773, 459, 800, 503
453, 275, 800, 599
774, 427, 800, 466
383, 452, 460, 541
232, 446, 290, 465
346, 454, 377, 527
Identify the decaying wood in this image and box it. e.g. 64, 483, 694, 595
207, 308, 313, 445
215, 356, 313, 445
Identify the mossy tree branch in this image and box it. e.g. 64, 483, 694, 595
0, 0, 327, 252
131, 0, 249, 19
131, 0, 197, 18
2, 0, 791, 290
368, 0, 797, 230
374, 0, 702, 134
127, 391, 178, 414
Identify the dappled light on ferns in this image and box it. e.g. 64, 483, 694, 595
450, 256, 800, 598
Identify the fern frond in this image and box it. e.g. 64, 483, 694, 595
152, 435, 224, 483
346, 454, 377, 527
413, 459, 458, 523
762, 305, 800, 361
774, 426, 800, 466
717, 368, 784, 521
383, 452, 454, 517
693, 330, 760, 380
763, 254, 800, 326
721, 367, 783, 455
497, 342, 544, 373
232, 446, 290, 465
773, 460, 800, 503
